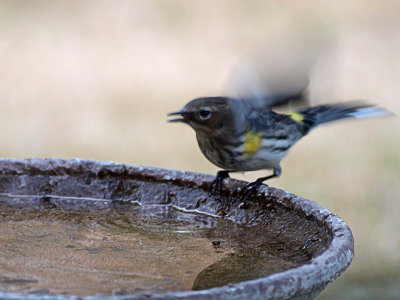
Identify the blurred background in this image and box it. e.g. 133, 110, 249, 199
0, 1, 399, 298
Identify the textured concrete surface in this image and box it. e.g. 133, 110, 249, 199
0, 158, 354, 299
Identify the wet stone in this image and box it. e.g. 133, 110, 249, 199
0, 159, 351, 299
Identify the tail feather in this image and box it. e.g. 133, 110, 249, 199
347, 106, 388, 118
298, 102, 388, 134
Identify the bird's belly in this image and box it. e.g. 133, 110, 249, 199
237, 149, 289, 171
196, 133, 289, 172
233, 158, 276, 171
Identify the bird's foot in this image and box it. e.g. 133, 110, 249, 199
209, 171, 230, 197
239, 178, 266, 206
239, 171, 279, 207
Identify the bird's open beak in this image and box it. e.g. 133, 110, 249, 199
167, 110, 193, 123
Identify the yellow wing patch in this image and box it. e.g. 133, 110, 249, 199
244, 130, 263, 157
286, 112, 304, 123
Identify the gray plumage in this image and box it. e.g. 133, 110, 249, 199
168, 94, 388, 199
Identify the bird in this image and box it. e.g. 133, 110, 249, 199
168, 91, 387, 202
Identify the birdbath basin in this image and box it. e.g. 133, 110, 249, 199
0, 158, 353, 299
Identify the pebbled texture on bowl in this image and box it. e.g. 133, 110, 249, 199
0, 158, 354, 300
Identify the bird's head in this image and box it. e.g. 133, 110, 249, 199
168, 97, 235, 134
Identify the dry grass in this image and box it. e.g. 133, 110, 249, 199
0, 1, 399, 298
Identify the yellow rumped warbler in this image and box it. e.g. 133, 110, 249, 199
168, 91, 387, 201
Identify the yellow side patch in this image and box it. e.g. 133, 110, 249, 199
286, 112, 304, 123
244, 130, 263, 157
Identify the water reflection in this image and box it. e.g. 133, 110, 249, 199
0, 195, 314, 296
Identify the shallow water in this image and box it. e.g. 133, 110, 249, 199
0, 195, 309, 296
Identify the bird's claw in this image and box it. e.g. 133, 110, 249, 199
240, 178, 266, 205
208, 171, 230, 197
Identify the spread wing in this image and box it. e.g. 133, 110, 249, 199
241, 87, 308, 109
228, 86, 308, 135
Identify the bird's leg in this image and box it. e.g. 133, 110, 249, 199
209, 170, 230, 196
241, 165, 282, 204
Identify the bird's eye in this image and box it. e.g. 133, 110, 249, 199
199, 107, 212, 120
